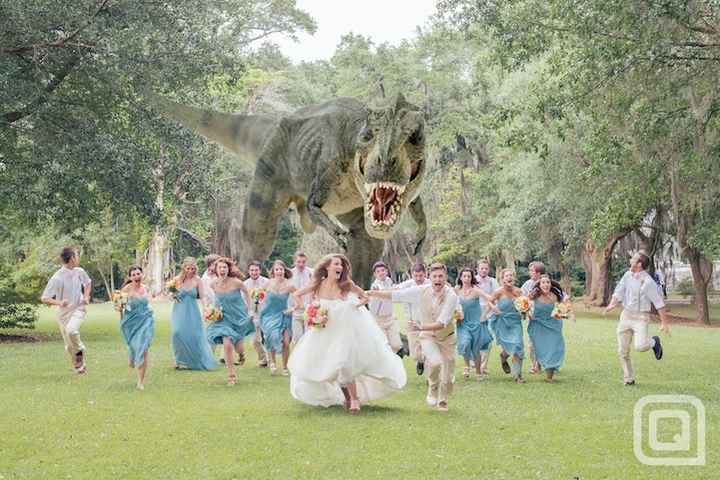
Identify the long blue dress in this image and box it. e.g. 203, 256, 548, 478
457, 296, 493, 360
171, 287, 217, 370
207, 289, 255, 345
528, 301, 565, 370
259, 291, 292, 353
488, 297, 524, 357
120, 296, 155, 367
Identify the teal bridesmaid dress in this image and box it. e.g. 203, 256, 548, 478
120, 296, 155, 367
528, 301, 565, 370
488, 297, 524, 356
207, 289, 255, 345
259, 291, 292, 353
171, 287, 217, 370
457, 296, 493, 360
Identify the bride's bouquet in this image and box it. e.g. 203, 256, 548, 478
305, 301, 329, 330
204, 306, 223, 322
112, 290, 130, 312
514, 295, 531, 320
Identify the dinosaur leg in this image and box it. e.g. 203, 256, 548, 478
237, 175, 290, 270
337, 208, 384, 289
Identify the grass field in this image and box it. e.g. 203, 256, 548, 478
1, 303, 717, 479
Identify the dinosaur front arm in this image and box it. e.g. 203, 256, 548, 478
410, 196, 427, 257
307, 167, 350, 251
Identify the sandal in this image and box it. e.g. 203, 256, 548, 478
500, 352, 511, 374
515, 377, 526, 384
227, 374, 237, 386
463, 366, 470, 379
436, 401, 449, 412
269, 363, 278, 375
349, 399, 361, 414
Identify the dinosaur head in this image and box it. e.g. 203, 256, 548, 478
353, 93, 426, 240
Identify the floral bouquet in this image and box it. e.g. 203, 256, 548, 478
514, 295, 531, 320
552, 300, 573, 320
305, 301, 329, 330
112, 290, 130, 312
453, 304, 464, 323
165, 278, 180, 302
204, 306, 223, 322
250, 288, 267, 306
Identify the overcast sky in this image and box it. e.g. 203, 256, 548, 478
273, 0, 438, 63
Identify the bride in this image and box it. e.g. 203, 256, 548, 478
288, 254, 407, 413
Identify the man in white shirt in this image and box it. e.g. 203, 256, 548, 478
606, 252, 669, 386
475, 259, 499, 374
369, 261, 403, 354
201, 253, 220, 305
41, 247, 92, 374
243, 261, 269, 367
395, 263, 431, 375
368, 263, 458, 412
289, 251, 314, 345
521, 261, 545, 373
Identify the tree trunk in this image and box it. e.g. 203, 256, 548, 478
583, 232, 627, 306
687, 250, 713, 325
145, 226, 172, 296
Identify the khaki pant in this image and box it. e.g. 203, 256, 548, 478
57, 309, 86, 358
251, 314, 267, 364
291, 313, 306, 345
375, 314, 402, 352
407, 329, 423, 362
617, 310, 653, 383
422, 333, 456, 404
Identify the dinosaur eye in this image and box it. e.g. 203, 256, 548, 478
408, 128, 423, 146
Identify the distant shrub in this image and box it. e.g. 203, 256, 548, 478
674, 278, 695, 297
0, 303, 38, 329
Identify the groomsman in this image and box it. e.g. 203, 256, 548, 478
201, 254, 220, 305
605, 252, 669, 385
41, 247, 92, 374
369, 261, 403, 355
395, 263, 431, 375
289, 251, 314, 345
368, 263, 458, 412
475, 259, 499, 373
244, 261, 269, 367
521, 261, 545, 373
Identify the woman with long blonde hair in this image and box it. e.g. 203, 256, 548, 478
170, 257, 217, 370
288, 254, 406, 413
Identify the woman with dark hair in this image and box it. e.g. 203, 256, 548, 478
455, 267, 495, 380
171, 257, 217, 371
259, 260, 296, 376
528, 275, 567, 382
208, 257, 254, 386
118, 265, 155, 390
288, 254, 406, 413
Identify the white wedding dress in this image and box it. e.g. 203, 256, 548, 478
288, 293, 407, 407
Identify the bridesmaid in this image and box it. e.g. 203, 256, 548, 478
259, 260, 296, 376
454, 268, 495, 380
488, 269, 526, 383
208, 257, 255, 386
528, 275, 566, 383
171, 257, 217, 371
118, 265, 155, 390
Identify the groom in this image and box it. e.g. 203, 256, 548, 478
367, 263, 458, 412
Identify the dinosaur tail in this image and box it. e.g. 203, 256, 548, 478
146, 92, 276, 166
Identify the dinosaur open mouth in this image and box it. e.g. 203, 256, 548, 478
365, 182, 405, 227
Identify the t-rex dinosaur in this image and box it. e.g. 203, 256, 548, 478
148, 93, 427, 287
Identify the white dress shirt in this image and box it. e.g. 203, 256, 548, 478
42, 266, 91, 316
521, 279, 536, 296
290, 266, 314, 308
612, 270, 666, 312
392, 285, 458, 327
369, 277, 395, 317
243, 275, 269, 317
475, 275, 499, 306
395, 278, 431, 323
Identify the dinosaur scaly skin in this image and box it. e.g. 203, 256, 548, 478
149, 93, 427, 287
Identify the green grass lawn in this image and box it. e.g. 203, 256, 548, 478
1, 303, 717, 479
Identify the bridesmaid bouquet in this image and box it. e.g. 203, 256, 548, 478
112, 290, 130, 312
165, 279, 180, 302
204, 306, 223, 322
250, 288, 267, 305
305, 301, 329, 330
514, 296, 531, 320
552, 301, 573, 320
453, 304, 464, 322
